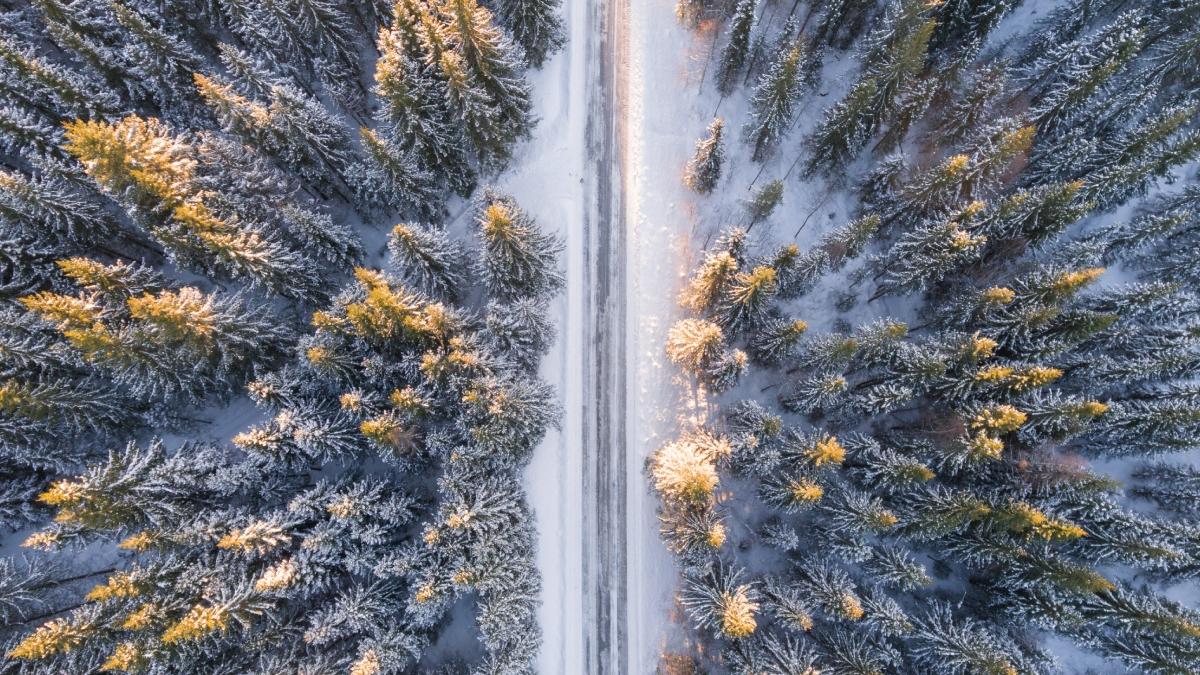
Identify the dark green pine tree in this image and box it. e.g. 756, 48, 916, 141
804, 77, 879, 176
744, 40, 812, 162
746, 179, 783, 226
495, 0, 565, 67
475, 191, 564, 301
443, 0, 534, 165
715, 0, 755, 96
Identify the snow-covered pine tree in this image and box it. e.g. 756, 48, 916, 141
715, 0, 755, 96
744, 40, 812, 162
684, 117, 726, 194
495, 0, 565, 67
474, 190, 564, 301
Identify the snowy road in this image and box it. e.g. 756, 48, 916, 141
517, 0, 685, 671
580, 0, 629, 670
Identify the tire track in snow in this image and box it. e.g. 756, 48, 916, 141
582, 0, 629, 670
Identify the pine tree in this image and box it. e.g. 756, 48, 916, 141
1132, 463, 1200, 516
716, 0, 756, 95
216, 42, 281, 100
932, 0, 1020, 51
483, 299, 554, 372
719, 265, 777, 331
909, 604, 1021, 675
1023, 10, 1146, 135
62, 116, 323, 299
814, 0, 877, 48
0, 36, 120, 118
474, 191, 563, 301
821, 213, 881, 268
495, 0, 565, 67
0, 167, 116, 245
0, 105, 63, 159
374, 12, 474, 193
872, 204, 988, 299
805, 77, 879, 176
195, 73, 355, 191
109, 1, 201, 113
684, 118, 725, 194
858, 0, 939, 131
350, 128, 440, 218
667, 318, 726, 373
680, 245, 739, 313
280, 205, 363, 269
930, 62, 1010, 146
442, 0, 534, 165
744, 41, 812, 162
746, 179, 784, 226
750, 316, 808, 365
772, 244, 830, 298
388, 222, 466, 300
681, 564, 759, 639
708, 348, 749, 392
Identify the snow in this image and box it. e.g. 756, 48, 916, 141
614, 0, 875, 666
496, 0, 588, 670
624, 0, 718, 668
507, 0, 1200, 669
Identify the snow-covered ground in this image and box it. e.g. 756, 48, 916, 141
498, 0, 589, 669
624, 0, 713, 668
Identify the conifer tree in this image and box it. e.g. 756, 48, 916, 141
109, 1, 201, 113
720, 265, 777, 331
872, 204, 988, 299
0, 36, 120, 118
681, 564, 759, 639
374, 11, 474, 194
684, 118, 725, 195
805, 78, 879, 176
442, 0, 534, 165
746, 179, 784, 226
495, 0, 565, 67
716, 0, 755, 95
0, 167, 115, 246
474, 191, 564, 301
62, 115, 323, 299
388, 222, 466, 300
667, 318, 726, 374
350, 128, 440, 218
744, 41, 812, 162
1023, 10, 1146, 135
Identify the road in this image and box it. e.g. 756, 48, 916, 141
581, 0, 630, 670
522, 0, 681, 670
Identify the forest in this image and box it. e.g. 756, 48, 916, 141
3, 0, 1200, 672
0, 0, 565, 672
654, 0, 1200, 673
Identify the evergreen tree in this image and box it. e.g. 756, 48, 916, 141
495, 0, 565, 67
442, 0, 534, 165
716, 0, 755, 95
744, 40, 812, 162
474, 191, 564, 301
681, 564, 759, 639
684, 117, 725, 194
1023, 10, 1146, 135
0, 167, 116, 246
872, 204, 988, 299
388, 222, 466, 300
350, 128, 440, 218
746, 179, 784, 226
374, 10, 474, 194
0, 36, 120, 118
109, 1, 201, 113
805, 77, 879, 176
